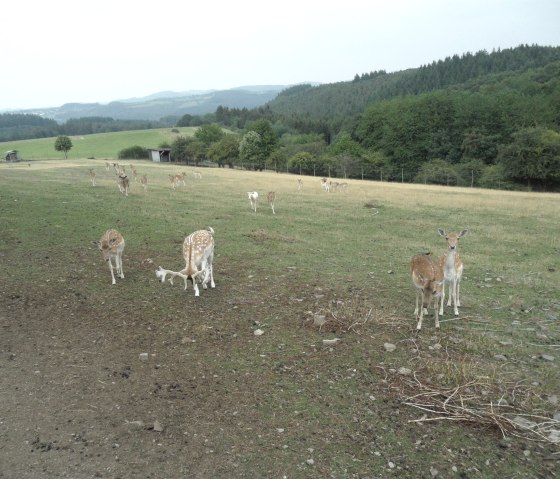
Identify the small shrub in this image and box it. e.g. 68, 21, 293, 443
118, 145, 148, 160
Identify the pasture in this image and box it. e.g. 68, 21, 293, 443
1, 127, 198, 160
1, 159, 559, 478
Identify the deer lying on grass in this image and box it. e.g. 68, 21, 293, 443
411, 253, 444, 330
155, 227, 215, 297
88, 168, 96, 186
267, 191, 276, 214
140, 174, 148, 192
438, 229, 469, 316
92, 229, 125, 285
118, 174, 129, 196
247, 191, 258, 212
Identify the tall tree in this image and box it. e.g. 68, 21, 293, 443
54, 136, 73, 159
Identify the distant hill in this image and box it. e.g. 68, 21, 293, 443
14, 86, 290, 122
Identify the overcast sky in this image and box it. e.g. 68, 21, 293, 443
2, 0, 560, 111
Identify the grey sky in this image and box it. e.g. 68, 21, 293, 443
2, 0, 560, 110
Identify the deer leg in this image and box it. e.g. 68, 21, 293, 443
439, 281, 445, 315
108, 259, 117, 285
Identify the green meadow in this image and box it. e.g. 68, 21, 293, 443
0, 156, 558, 478
1, 126, 197, 160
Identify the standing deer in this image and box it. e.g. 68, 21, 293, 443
437, 229, 469, 316
411, 253, 444, 330
247, 191, 258, 212
297, 179, 303, 191
118, 174, 129, 196
267, 191, 276, 214
88, 168, 96, 186
92, 229, 125, 285
140, 174, 148, 192
155, 227, 215, 297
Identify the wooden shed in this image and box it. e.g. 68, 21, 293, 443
148, 148, 172, 163
5, 150, 22, 162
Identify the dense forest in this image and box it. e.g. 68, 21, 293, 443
3, 45, 560, 190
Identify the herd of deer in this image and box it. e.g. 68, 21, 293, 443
89, 163, 203, 196
91, 171, 469, 330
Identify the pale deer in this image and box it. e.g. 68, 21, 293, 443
140, 174, 148, 192
320, 178, 330, 192
297, 179, 303, 191
131, 166, 138, 182
267, 191, 276, 214
105, 161, 111, 171
247, 191, 258, 212
155, 227, 215, 297
411, 253, 444, 330
118, 174, 129, 196
92, 229, 125, 285
88, 168, 96, 186
193, 171, 202, 179
437, 229, 469, 316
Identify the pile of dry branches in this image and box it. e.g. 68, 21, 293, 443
400, 375, 560, 446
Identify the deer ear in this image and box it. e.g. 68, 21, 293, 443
91, 241, 100, 247
437, 229, 446, 237
459, 229, 469, 238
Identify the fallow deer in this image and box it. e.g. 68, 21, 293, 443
118, 174, 129, 196
140, 174, 148, 192
320, 178, 330, 192
437, 229, 469, 316
267, 191, 276, 214
155, 227, 215, 297
92, 229, 125, 285
411, 253, 444, 330
297, 179, 303, 191
247, 191, 258, 212
438, 228, 469, 316
88, 168, 96, 186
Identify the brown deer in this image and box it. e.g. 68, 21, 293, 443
88, 168, 96, 186
140, 174, 148, 192
92, 229, 125, 285
437, 229, 469, 316
411, 253, 444, 330
118, 174, 129, 196
267, 191, 276, 214
156, 227, 215, 297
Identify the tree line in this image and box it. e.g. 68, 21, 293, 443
5, 44, 560, 190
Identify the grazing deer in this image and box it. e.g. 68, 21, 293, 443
267, 191, 276, 214
320, 178, 330, 192
329, 181, 340, 192
297, 179, 303, 191
88, 168, 96, 186
247, 191, 258, 212
92, 229, 125, 285
411, 253, 444, 330
118, 174, 129, 196
438, 229, 469, 316
140, 174, 148, 192
155, 227, 215, 297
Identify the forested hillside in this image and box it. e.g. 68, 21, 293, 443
267, 44, 560, 119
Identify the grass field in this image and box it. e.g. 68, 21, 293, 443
1, 158, 559, 478
1, 127, 198, 160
